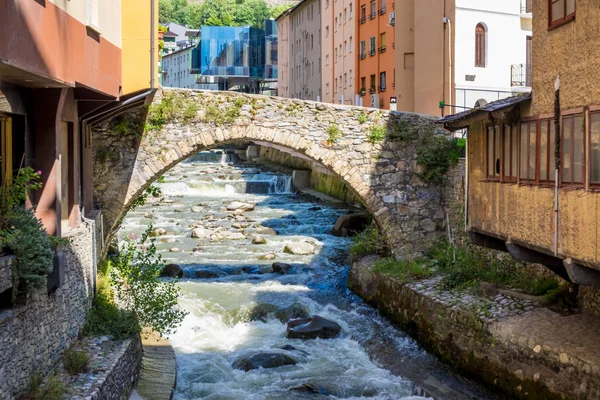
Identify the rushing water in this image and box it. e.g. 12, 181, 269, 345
119, 150, 502, 400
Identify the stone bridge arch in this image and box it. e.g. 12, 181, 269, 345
92, 88, 447, 257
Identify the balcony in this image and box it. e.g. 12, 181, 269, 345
521, 0, 532, 14
378, 85, 386, 92
359, 88, 366, 96
369, 12, 376, 20
369, 86, 376, 94
359, 16, 367, 24
359, 53, 367, 60
378, 7, 386, 15
378, 46, 386, 54
369, 49, 376, 56
511, 64, 531, 87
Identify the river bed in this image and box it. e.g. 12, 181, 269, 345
118, 150, 502, 400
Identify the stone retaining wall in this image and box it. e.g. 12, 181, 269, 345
349, 256, 600, 400
0, 214, 100, 398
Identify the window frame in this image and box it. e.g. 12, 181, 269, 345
475, 23, 486, 68
518, 117, 539, 185
538, 116, 557, 185
486, 123, 501, 181
588, 106, 600, 188
502, 124, 519, 182
548, 0, 576, 29
560, 108, 585, 187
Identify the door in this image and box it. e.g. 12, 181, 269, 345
0, 115, 12, 185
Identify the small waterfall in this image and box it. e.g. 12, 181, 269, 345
185, 151, 238, 164
245, 173, 293, 194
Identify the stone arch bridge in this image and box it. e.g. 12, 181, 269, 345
92, 88, 450, 257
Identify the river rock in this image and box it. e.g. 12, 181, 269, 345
235, 215, 246, 222
283, 242, 316, 255
227, 201, 255, 211
286, 315, 341, 339
150, 227, 167, 237
275, 302, 311, 322
232, 222, 249, 229
169, 247, 180, 252
255, 227, 277, 235
258, 253, 277, 260
143, 213, 154, 219
272, 262, 292, 274
160, 264, 183, 278
331, 213, 371, 237
222, 231, 246, 240
252, 236, 267, 245
232, 352, 297, 371
248, 303, 278, 322
307, 206, 322, 211
191, 228, 213, 239
160, 238, 177, 243
191, 206, 205, 213
194, 269, 227, 279
234, 209, 245, 216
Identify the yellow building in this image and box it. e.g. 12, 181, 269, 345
441, 0, 600, 287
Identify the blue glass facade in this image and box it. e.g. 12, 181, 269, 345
191, 21, 278, 80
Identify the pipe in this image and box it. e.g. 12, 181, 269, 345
464, 129, 468, 232
553, 74, 561, 257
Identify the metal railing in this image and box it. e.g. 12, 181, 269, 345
369, 49, 376, 56
521, 0, 532, 13
510, 64, 532, 87
359, 52, 367, 60
378, 85, 386, 92
378, 46, 386, 54
378, 7, 386, 15
359, 16, 366, 24
369, 12, 376, 19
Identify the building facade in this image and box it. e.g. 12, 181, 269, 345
394, 0, 531, 117
356, 0, 396, 109
277, 0, 322, 101
322, 0, 355, 104
441, 0, 600, 287
190, 22, 278, 93
0, 0, 157, 395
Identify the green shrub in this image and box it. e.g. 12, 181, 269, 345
415, 130, 463, 183
62, 349, 89, 375
374, 257, 434, 282
325, 124, 342, 145
204, 100, 243, 125
357, 112, 367, 124
131, 185, 162, 209
145, 92, 199, 132
367, 124, 387, 143
111, 116, 141, 136
19, 374, 66, 400
350, 223, 386, 259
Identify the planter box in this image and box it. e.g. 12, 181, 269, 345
0, 255, 14, 294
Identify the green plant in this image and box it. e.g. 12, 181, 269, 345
325, 124, 342, 146
3, 207, 54, 291
367, 124, 387, 143
415, 129, 463, 183
0, 167, 42, 224
350, 223, 386, 259
19, 374, 66, 400
111, 116, 141, 137
145, 92, 199, 132
110, 227, 187, 337
374, 257, 434, 282
62, 348, 89, 375
389, 119, 418, 141
132, 185, 162, 209
95, 148, 120, 165
204, 99, 243, 125
157, 175, 166, 184
357, 112, 367, 124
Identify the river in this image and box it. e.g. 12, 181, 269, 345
118, 150, 502, 400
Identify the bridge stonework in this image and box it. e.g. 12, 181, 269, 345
92, 88, 448, 257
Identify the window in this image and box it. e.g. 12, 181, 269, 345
326, 0, 329, 8
344, 8, 347, 22
344, 73, 347, 88
379, 32, 386, 52
370, 0, 376, 17
326, 54, 330, 65
549, 0, 575, 28
502, 125, 519, 181
379, 71, 386, 91
335, 17, 338, 30
561, 113, 584, 185
349, 3, 353, 18
360, 5, 367, 22
335, 78, 338, 92
335, 48, 338, 61
344, 41, 347, 55
360, 40, 366, 58
369, 36, 376, 55
381, 0, 386, 12
487, 125, 502, 179
349, 72, 353, 87
326, 26, 329, 37
519, 120, 537, 182
475, 23, 486, 68
591, 112, 600, 185
326, 83, 330, 94
349, 36, 353, 52
370, 74, 376, 92
539, 119, 556, 183
361, 76, 366, 90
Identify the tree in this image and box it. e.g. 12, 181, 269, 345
233, 0, 271, 27
199, 0, 236, 26
159, 0, 175, 22
269, 3, 294, 19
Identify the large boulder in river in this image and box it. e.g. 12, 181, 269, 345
191, 228, 213, 239
252, 235, 267, 245
275, 302, 311, 323
232, 352, 297, 371
150, 227, 167, 237
258, 253, 277, 260
248, 303, 278, 322
286, 315, 341, 339
222, 231, 246, 240
227, 201, 255, 212
160, 264, 183, 278
331, 213, 371, 237
283, 242, 315, 255
194, 269, 227, 279
272, 262, 292, 275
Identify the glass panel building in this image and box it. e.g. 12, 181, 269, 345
191, 20, 278, 81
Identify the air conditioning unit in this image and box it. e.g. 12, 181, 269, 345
371, 94, 379, 108
389, 12, 395, 26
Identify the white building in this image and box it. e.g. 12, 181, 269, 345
162, 45, 220, 90
454, 0, 531, 111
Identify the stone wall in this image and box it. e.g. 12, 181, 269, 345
0, 215, 100, 398
93, 88, 449, 258
349, 256, 600, 400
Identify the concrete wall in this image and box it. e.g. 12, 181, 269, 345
0, 215, 100, 397
531, 0, 600, 115
277, 13, 291, 98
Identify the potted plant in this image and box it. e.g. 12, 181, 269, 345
359, 87, 366, 96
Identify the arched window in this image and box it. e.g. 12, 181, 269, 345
475, 23, 486, 68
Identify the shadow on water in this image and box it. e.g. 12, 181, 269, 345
120, 153, 506, 400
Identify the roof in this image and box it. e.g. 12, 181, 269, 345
438, 92, 532, 130
276, 0, 308, 20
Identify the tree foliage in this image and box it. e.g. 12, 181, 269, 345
159, 0, 286, 28
110, 227, 187, 337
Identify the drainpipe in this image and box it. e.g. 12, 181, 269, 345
553, 74, 561, 257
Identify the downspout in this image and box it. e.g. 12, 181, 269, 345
442, 0, 446, 116
553, 74, 561, 256
464, 128, 468, 231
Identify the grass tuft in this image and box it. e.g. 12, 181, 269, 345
62, 349, 89, 375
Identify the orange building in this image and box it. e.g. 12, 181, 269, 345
356, 0, 396, 109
